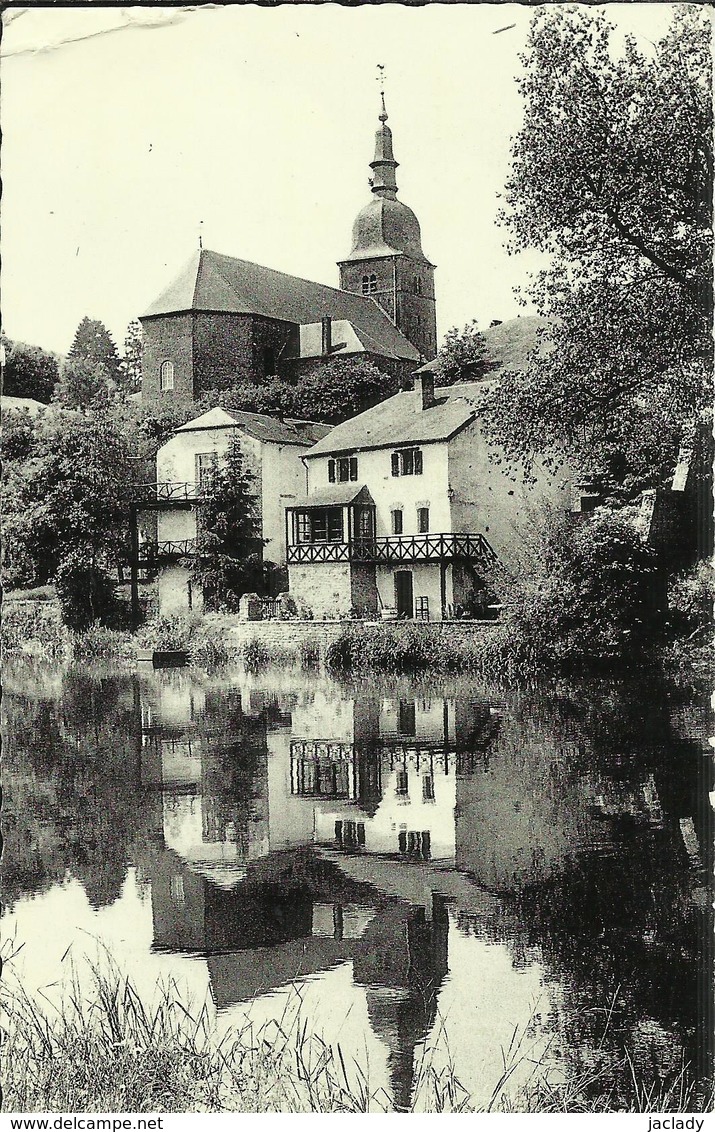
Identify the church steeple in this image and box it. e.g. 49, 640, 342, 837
337, 85, 438, 361
370, 95, 399, 200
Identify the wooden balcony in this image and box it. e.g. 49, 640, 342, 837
135, 538, 196, 565
287, 532, 496, 566
132, 482, 203, 509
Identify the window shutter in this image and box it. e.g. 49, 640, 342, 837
391, 452, 400, 477
328, 459, 336, 483
414, 449, 423, 475
349, 457, 358, 481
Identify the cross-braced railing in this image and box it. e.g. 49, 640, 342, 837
135, 538, 196, 565
287, 532, 496, 566
133, 482, 203, 506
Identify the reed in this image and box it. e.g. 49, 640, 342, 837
2, 950, 710, 1115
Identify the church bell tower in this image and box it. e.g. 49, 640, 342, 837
338, 94, 437, 362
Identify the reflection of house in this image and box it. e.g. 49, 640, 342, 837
136, 408, 331, 614
139, 673, 270, 885
287, 369, 572, 620
145, 839, 447, 1112
291, 691, 496, 864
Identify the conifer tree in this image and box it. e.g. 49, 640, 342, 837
122, 320, 143, 393
189, 434, 264, 610
68, 317, 123, 384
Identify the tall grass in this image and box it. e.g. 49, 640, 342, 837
3, 951, 709, 1114
325, 622, 519, 678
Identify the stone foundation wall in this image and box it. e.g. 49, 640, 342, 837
287, 564, 354, 619
224, 616, 500, 659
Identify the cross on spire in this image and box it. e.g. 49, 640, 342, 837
376, 63, 388, 122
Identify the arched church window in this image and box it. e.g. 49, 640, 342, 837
361, 275, 370, 295
159, 360, 175, 392
368, 274, 378, 294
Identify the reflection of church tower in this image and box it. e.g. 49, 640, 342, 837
354, 895, 449, 1111
338, 95, 437, 362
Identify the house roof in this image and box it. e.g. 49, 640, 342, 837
291, 319, 407, 362
481, 315, 553, 372
174, 406, 332, 447
141, 249, 420, 363
290, 484, 375, 509
1, 394, 47, 416
305, 383, 492, 458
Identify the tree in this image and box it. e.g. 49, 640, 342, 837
482, 7, 712, 492
2, 336, 59, 402
432, 321, 498, 386
54, 358, 115, 410
197, 357, 398, 424
2, 407, 135, 595
292, 358, 399, 422
189, 434, 264, 610
67, 317, 123, 383
122, 320, 143, 393
491, 504, 658, 667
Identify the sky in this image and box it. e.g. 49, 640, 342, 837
1, 3, 678, 357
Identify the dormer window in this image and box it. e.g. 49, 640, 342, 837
159, 360, 175, 392
328, 455, 358, 483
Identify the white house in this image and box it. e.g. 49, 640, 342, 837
142, 407, 331, 614
286, 367, 573, 620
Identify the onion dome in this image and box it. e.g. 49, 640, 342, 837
345, 97, 432, 264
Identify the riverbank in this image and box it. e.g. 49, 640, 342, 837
3, 596, 711, 689
4, 955, 709, 1115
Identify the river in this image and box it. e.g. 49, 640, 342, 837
2, 658, 712, 1111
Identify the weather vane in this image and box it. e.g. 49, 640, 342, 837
198, 219, 204, 251
376, 63, 388, 121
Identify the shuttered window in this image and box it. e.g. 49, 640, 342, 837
391, 448, 423, 477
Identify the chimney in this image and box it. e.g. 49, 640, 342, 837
414, 368, 436, 411
321, 315, 332, 356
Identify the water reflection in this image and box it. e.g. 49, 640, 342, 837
2, 662, 712, 1109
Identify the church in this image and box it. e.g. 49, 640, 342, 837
140, 98, 436, 403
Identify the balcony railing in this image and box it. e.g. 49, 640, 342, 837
287, 532, 496, 566
132, 482, 203, 507
135, 538, 196, 565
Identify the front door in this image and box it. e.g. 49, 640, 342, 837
394, 571, 414, 619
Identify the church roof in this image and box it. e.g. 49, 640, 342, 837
305, 382, 492, 458
141, 249, 420, 363
341, 196, 432, 265
174, 405, 332, 447
340, 103, 432, 266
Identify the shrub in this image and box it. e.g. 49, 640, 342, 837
70, 625, 134, 661
667, 561, 714, 634
243, 637, 271, 671
188, 620, 240, 670
299, 638, 321, 668
492, 505, 658, 668
138, 613, 201, 652
54, 554, 119, 631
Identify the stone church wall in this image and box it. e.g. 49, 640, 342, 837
193, 313, 297, 390
141, 313, 194, 404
